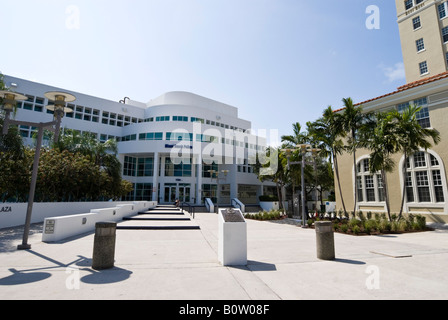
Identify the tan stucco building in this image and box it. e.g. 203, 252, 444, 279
397, 0, 448, 83
334, 0, 448, 223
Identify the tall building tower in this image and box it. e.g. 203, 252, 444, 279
396, 0, 448, 83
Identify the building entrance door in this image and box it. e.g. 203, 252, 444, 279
163, 183, 192, 204
178, 184, 191, 203
164, 184, 177, 204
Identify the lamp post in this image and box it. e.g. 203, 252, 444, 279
282, 144, 320, 228
208, 169, 229, 211
0, 90, 75, 250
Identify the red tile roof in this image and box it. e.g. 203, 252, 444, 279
334, 71, 448, 113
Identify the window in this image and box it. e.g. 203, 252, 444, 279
135, 183, 153, 201
137, 158, 154, 177
203, 162, 218, 178
398, 98, 431, 128
416, 38, 425, 52
156, 116, 170, 122
405, 0, 413, 10
413, 16, 421, 29
403, 151, 446, 204
123, 156, 137, 177
439, 2, 447, 19
356, 158, 384, 203
419, 61, 428, 75
166, 132, 193, 141
202, 184, 217, 203
139, 132, 163, 141
165, 158, 192, 177
191, 117, 204, 123
173, 116, 188, 122
365, 175, 376, 202
443, 26, 448, 43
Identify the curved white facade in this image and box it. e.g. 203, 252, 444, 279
3, 75, 276, 206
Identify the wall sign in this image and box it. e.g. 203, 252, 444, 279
0, 207, 12, 213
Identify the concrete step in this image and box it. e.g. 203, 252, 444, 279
119, 206, 200, 230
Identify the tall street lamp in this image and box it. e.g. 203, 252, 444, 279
0, 90, 75, 250
283, 144, 320, 228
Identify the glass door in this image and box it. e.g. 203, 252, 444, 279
164, 184, 177, 204
178, 184, 191, 203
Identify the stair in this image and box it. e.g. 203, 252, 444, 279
117, 205, 200, 230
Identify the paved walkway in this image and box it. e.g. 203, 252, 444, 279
0, 209, 448, 300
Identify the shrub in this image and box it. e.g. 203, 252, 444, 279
378, 219, 391, 233
352, 225, 360, 235
349, 218, 361, 229
415, 215, 427, 231
340, 224, 349, 233
259, 195, 279, 202
363, 219, 377, 234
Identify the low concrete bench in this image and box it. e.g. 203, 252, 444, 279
42, 201, 157, 242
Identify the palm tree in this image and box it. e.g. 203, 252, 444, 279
341, 98, 374, 214
307, 106, 347, 215
390, 105, 441, 218
281, 122, 308, 148
281, 122, 309, 211
365, 111, 397, 221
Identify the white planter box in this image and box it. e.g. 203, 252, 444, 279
218, 208, 247, 266
259, 201, 279, 212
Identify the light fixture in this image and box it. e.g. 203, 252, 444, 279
44, 91, 75, 141
0, 90, 28, 135
44, 91, 76, 114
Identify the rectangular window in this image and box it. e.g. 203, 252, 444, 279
413, 16, 421, 29
419, 61, 428, 75
365, 175, 376, 202
406, 172, 415, 202
405, 0, 413, 10
135, 183, 153, 201
137, 158, 154, 177
377, 175, 385, 202
416, 171, 431, 202
414, 151, 427, 167
156, 116, 170, 122
432, 170, 445, 202
165, 158, 192, 177
123, 156, 137, 177
442, 26, 448, 43
416, 38, 425, 52
439, 3, 447, 19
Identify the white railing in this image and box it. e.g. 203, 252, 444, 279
231, 198, 245, 213
205, 198, 214, 213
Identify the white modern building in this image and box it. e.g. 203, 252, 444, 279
2, 75, 277, 207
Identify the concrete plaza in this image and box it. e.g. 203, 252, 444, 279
0, 210, 447, 300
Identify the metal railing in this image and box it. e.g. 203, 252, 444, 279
231, 198, 243, 212
181, 202, 196, 219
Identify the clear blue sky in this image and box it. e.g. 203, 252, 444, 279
0, 0, 405, 141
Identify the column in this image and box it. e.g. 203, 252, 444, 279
152, 152, 159, 202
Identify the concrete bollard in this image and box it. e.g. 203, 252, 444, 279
92, 222, 117, 270
315, 221, 335, 260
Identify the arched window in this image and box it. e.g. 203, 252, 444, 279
356, 157, 385, 203
402, 151, 446, 204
